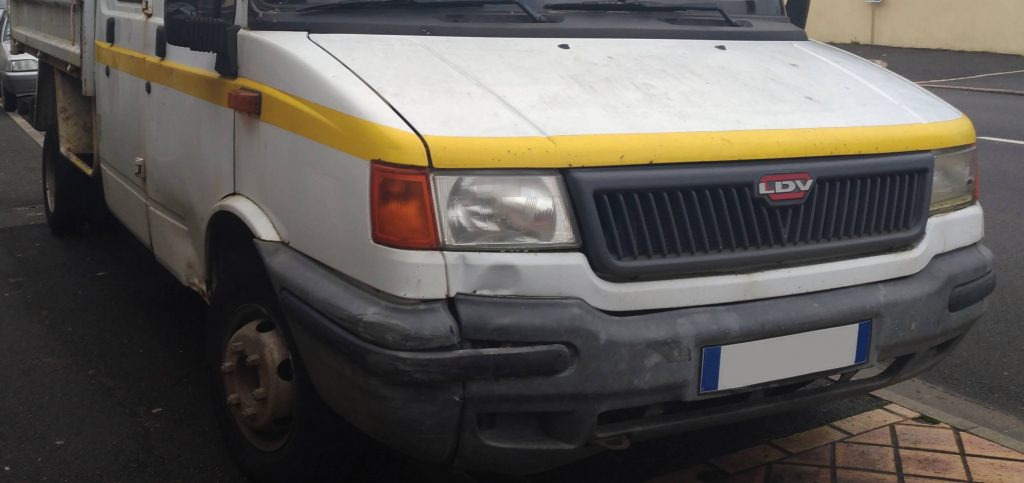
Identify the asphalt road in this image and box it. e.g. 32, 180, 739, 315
0, 46, 1020, 482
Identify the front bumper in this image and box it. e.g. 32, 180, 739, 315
1, 70, 36, 97
257, 242, 994, 475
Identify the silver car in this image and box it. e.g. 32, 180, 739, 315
0, 6, 37, 112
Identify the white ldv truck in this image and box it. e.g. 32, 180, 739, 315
11, 0, 995, 478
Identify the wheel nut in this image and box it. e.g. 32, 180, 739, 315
245, 354, 261, 367
230, 342, 245, 353
251, 388, 267, 400
220, 361, 236, 373
226, 393, 240, 406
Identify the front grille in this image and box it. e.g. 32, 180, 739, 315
565, 153, 933, 281
597, 172, 927, 259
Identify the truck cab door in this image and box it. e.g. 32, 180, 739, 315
94, 0, 152, 247
142, 0, 234, 287
95, 0, 234, 287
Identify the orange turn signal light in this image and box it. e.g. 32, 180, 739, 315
228, 88, 262, 116
370, 163, 439, 250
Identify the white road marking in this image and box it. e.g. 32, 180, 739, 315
918, 69, 1024, 84
978, 136, 1024, 146
5, 110, 44, 147
921, 84, 1024, 97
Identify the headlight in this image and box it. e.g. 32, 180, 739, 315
930, 146, 978, 215
5, 59, 37, 72
432, 172, 578, 249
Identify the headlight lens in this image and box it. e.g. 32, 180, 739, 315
930, 146, 978, 215
432, 172, 578, 249
5, 59, 37, 72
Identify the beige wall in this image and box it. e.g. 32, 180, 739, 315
805, 0, 1024, 56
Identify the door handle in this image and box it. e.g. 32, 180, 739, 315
156, 26, 166, 59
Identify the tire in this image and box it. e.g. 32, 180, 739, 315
2, 85, 16, 112
84, 172, 117, 231
208, 248, 362, 482
42, 125, 83, 236
17, 95, 32, 116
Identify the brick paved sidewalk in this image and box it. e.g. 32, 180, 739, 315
646, 404, 1024, 482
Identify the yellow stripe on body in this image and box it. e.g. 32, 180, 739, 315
95, 41, 975, 169
94, 41, 429, 166
425, 117, 976, 168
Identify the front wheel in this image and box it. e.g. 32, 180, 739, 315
42, 126, 83, 236
209, 278, 362, 482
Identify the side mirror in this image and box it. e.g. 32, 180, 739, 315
164, 4, 240, 77
786, 0, 811, 29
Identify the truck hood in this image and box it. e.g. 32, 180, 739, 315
310, 35, 971, 168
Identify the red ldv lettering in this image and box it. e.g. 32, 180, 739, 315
757, 173, 815, 201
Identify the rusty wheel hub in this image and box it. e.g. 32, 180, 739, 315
221, 318, 296, 452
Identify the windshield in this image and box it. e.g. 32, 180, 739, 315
2, 14, 9, 43
259, 0, 785, 15
244, 0, 802, 40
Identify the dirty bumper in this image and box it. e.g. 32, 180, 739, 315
256, 242, 994, 475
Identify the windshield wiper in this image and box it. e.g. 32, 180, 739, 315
297, 0, 549, 22
543, 1, 739, 26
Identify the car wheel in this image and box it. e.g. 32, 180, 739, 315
209, 262, 362, 482
2, 84, 16, 112
42, 125, 83, 236
17, 95, 32, 115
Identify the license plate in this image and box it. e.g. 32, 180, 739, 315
700, 321, 872, 393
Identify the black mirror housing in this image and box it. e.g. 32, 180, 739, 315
165, 16, 229, 52
164, 16, 240, 78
